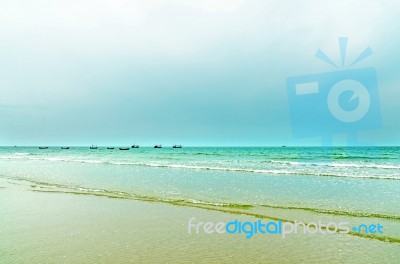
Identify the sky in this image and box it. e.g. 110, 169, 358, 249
0, 0, 399, 146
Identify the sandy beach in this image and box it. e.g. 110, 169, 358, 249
1, 176, 399, 263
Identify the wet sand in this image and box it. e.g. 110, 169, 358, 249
1, 179, 399, 263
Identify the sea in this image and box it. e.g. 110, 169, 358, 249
0, 146, 399, 239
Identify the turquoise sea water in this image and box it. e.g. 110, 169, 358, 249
1, 146, 399, 263
1, 146, 399, 218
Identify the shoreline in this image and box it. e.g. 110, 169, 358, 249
3, 175, 400, 241
1, 179, 399, 263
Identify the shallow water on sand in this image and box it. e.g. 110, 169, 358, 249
1, 181, 399, 264
1, 147, 399, 216
1, 146, 399, 262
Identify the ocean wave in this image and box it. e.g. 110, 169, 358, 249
13, 152, 31, 156
133, 163, 399, 180
329, 162, 400, 169
99, 161, 400, 180
9, 175, 398, 222
260, 204, 400, 221
270, 160, 400, 169
1, 155, 399, 180
333, 155, 394, 160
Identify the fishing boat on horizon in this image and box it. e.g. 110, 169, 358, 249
90, 145, 98, 149
39, 147, 48, 149
119, 147, 130, 150
154, 144, 162, 148
131, 144, 140, 148
61, 147, 70, 149
172, 144, 182, 148
107, 147, 114, 149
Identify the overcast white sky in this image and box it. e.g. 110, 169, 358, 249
0, 0, 399, 146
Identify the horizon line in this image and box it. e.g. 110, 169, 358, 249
1, 145, 399, 148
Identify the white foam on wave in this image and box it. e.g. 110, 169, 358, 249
0, 155, 23, 159
1, 154, 399, 180
270, 160, 400, 170
329, 162, 400, 169
271, 160, 301, 165
13, 152, 31, 156
109, 161, 134, 166
132, 163, 400, 180
72, 159, 103, 164
47, 157, 68, 162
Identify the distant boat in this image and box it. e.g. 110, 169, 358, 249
90, 145, 98, 149
154, 145, 162, 148
39, 147, 48, 149
61, 147, 70, 149
119, 147, 130, 150
172, 144, 182, 148
107, 147, 114, 149
131, 144, 140, 148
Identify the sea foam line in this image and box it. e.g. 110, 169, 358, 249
1, 155, 399, 180
270, 160, 400, 169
